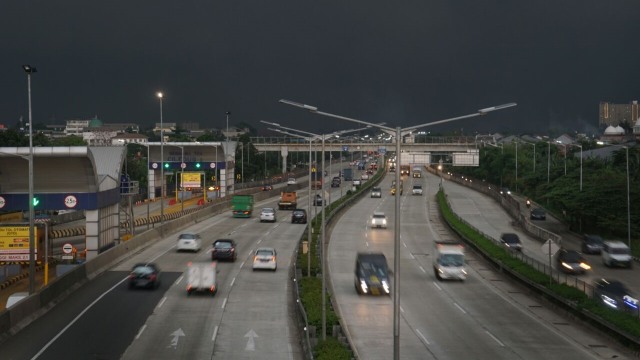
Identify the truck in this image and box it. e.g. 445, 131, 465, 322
186, 261, 218, 295
412, 166, 422, 178
400, 165, 411, 176
342, 168, 353, 181
231, 195, 254, 218
433, 241, 466, 281
278, 191, 298, 210
310, 172, 323, 190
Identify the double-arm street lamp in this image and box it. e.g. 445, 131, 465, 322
261, 120, 371, 341
22, 65, 37, 294
280, 99, 516, 360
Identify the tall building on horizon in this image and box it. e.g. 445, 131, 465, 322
599, 100, 639, 128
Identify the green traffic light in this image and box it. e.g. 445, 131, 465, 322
33, 197, 40, 206
164, 163, 170, 169
195, 163, 201, 169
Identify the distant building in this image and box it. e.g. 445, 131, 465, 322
599, 100, 640, 127
601, 125, 627, 144
111, 133, 148, 146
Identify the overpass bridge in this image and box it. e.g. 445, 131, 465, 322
250, 136, 482, 170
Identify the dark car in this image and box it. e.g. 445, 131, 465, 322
211, 239, 237, 262
594, 278, 639, 311
582, 234, 604, 254
331, 177, 341, 187
262, 184, 273, 191
500, 233, 523, 251
354, 252, 391, 296
530, 208, 546, 220
291, 209, 307, 224
314, 194, 326, 206
129, 263, 161, 289
500, 187, 511, 196
556, 249, 591, 274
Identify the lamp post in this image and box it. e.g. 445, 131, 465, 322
22, 65, 37, 295
279, 99, 516, 360
515, 140, 518, 192
262, 121, 370, 341
626, 146, 630, 249
547, 141, 551, 184
157, 92, 165, 228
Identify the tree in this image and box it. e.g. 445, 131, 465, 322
51, 135, 86, 146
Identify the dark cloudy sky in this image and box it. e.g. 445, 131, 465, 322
2, 1, 639, 136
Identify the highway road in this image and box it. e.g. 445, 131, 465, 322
328, 171, 633, 359
0, 166, 355, 359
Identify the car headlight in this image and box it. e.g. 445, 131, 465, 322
382, 220, 387, 225
561, 262, 573, 270
601, 294, 618, 309
360, 280, 369, 293
382, 280, 390, 294
579, 262, 591, 270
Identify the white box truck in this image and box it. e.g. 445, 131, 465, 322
186, 261, 218, 295
433, 241, 466, 281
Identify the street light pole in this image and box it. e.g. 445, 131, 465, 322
547, 141, 551, 184
515, 140, 518, 192
157, 92, 165, 228
279, 99, 516, 360
23, 64, 36, 295
626, 146, 630, 249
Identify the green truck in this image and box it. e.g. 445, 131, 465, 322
232, 195, 254, 218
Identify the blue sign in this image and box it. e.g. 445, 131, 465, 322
342, 146, 349, 152
378, 148, 386, 154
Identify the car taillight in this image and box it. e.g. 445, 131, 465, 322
149, 274, 157, 281
129, 274, 135, 279
230, 248, 235, 252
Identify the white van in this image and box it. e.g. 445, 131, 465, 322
601, 241, 633, 268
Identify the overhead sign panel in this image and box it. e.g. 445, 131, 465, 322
452, 150, 479, 167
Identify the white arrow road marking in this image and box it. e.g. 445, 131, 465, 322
244, 329, 258, 351
169, 328, 185, 348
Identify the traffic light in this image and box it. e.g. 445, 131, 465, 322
32, 197, 40, 207
195, 162, 201, 169
164, 162, 170, 169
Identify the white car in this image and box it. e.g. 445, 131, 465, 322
287, 177, 296, 185
253, 247, 277, 271
370, 212, 387, 229
176, 232, 202, 252
260, 207, 277, 222
361, 173, 370, 180
353, 179, 362, 186
412, 184, 423, 196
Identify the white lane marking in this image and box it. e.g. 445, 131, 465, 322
157, 297, 167, 308
135, 324, 147, 340
418, 265, 426, 273
402, 241, 407, 248
409, 253, 415, 260
454, 302, 467, 314
175, 275, 183, 285
230, 277, 236, 287
416, 329, 431, 345
433, 282, 442, 291
221, 297, 228, 309
31, 275, 130, 359
211, 325, 219, 342
400, 305, 405, 313
365, 241, 370, 247
485, 330, 505, 347
32, 234, 179, 357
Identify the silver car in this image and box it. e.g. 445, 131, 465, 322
259, 207, 277, 222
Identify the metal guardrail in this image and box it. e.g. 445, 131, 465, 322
435, 168, 640, 347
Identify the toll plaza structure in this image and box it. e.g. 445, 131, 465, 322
0, 144, 237, 261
